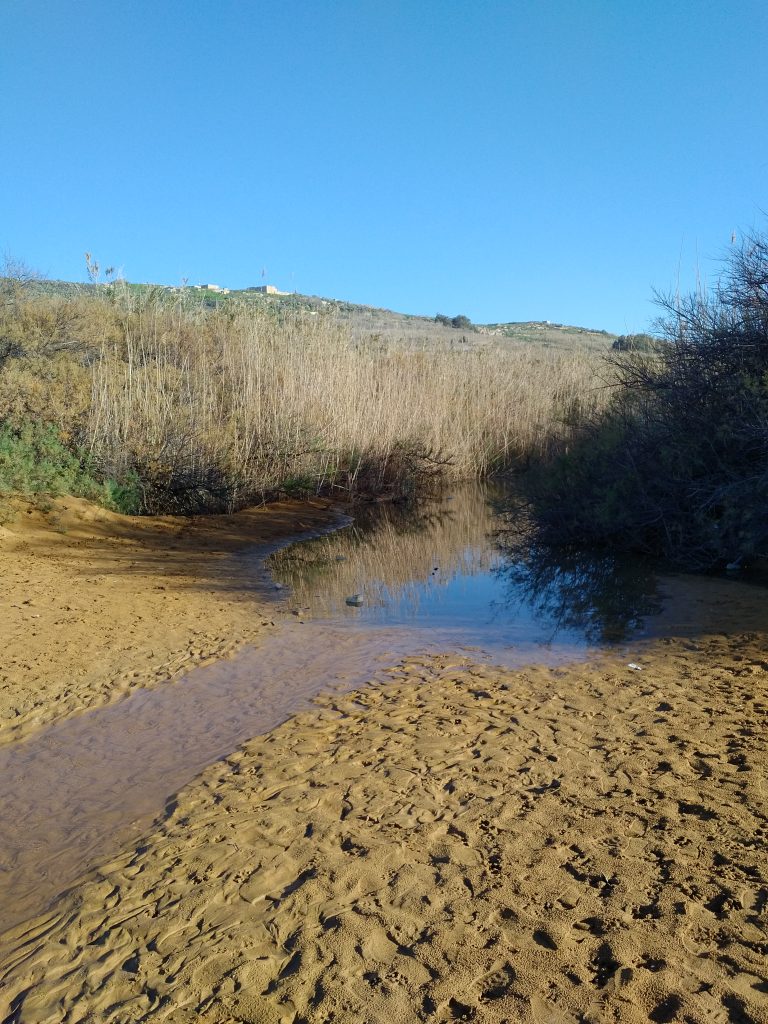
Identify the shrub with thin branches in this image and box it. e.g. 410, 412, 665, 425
525, 230, 768, 568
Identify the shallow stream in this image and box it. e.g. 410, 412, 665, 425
1, 482, 767, 934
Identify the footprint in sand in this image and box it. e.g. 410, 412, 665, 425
476, 960, 517, 1002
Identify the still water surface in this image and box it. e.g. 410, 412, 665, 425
270, 481, 768, 646
1, 483, 766, 934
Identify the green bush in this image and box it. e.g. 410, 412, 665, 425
280, 473, 319, 498
0, 421, 142, 514
98, 471, 143, 515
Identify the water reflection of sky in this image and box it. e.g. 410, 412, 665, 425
269, 483, 768, 654
343, 564, 598, 651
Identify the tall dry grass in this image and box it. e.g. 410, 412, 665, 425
1, 281, 607, 512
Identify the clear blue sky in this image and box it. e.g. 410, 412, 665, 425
1, 1, 766, 334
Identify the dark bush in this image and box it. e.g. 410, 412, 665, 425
450, 314, 472, 330
435, 313, 473, 330
525, 230, 768, 569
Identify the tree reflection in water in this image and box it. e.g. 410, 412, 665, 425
270, 482, 664, 646
493, 538, 663, 644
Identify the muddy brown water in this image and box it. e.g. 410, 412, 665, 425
1, 483, 767, 935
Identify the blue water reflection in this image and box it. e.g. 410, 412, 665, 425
270, 481, 768, 653
268, 484, 666, 652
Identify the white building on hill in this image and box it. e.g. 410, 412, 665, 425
253, 284, 289, 295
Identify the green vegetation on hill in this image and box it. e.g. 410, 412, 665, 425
481, 321, 614, 350
611, 332, 664, 353
26, 277, 616, 353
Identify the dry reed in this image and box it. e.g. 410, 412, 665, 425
1, 283, 607, 511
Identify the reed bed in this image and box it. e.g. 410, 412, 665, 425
1, 283, 607, 511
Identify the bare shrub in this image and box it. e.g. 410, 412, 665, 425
524, 230, 768, 569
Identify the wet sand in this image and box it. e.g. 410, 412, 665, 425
0, 495, 342, 745
1, 635, 767, 1023
0, 624, 457, 935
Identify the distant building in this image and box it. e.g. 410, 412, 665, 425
192, 283, 231, 295
253, 284, 288, 295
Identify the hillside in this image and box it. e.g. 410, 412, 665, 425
32, 278, 617, 352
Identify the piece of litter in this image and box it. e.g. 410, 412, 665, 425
627, 663, 643, 671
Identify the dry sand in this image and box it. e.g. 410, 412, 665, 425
0, 495, 341, 745
0, 498, 766, 1022
1, 635, 767, 1022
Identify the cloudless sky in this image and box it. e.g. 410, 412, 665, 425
1, 0, 766, 333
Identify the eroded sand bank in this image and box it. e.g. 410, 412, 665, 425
2, 635, 766, 1023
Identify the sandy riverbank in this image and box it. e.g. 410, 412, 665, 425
1, 632, 766, 1023
0, 495, 342, 745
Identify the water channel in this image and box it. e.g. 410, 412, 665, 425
1, 482, 767, 934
